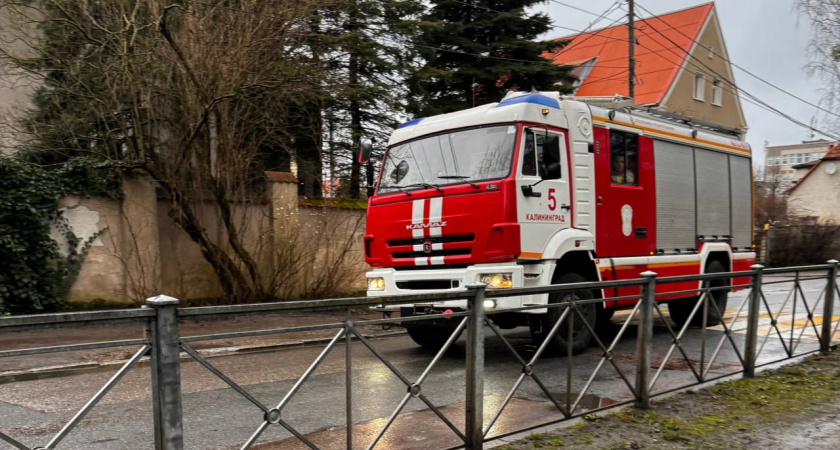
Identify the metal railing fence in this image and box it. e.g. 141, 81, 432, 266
1, 261, 838, 450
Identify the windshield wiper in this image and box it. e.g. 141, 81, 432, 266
437, 175, 480, 189
405, 182, 444, 193
386, 185, 413, 196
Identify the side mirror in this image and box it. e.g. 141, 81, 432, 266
366, 183, 376, 197
356, 138, 373, 164
390, 160, 409, 184
541, 136, 561, 180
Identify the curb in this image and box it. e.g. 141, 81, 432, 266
0, 330, 407, 385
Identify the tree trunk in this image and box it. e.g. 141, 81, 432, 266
294, 101, 324, 197
348, 1, 362, 199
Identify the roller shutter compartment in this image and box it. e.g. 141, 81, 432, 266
695, 149, 731, 238
729, 155, 752, 249
654, 140, 696, 251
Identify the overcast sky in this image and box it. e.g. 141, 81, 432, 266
535, 0, 827, 166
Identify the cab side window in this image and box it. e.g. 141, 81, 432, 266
522, 131, 537, 176
522, 130, 561, 179
610, 130, 638, 185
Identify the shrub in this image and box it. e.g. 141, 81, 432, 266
0, 156, 119, 314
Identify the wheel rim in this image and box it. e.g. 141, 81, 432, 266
556, 291, 592, 338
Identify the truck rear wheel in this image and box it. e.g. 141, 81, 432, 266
406, 326, 462, 350
669, 259, 729, 328
530, 272, 597, 355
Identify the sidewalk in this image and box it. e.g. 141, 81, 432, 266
0, 308, 401, 378
495, 350, 840, 449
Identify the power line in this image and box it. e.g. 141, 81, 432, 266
582, 69, 630, 86
200, 0, 836, 139
546, 0, 603, 17
628, 11, 840, 141
551, 1, 626, 55
192, 0, 621, 73
634, 1, 840, 121
635, 14, 840, 141
634, 38, 839, 140
448, 0, 628, 45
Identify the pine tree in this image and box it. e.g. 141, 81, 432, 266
323, 0, 422, 198
408, 0, 571, 117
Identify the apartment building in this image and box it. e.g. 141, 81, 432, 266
764, 139, 835, 187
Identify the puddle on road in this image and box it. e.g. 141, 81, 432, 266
249, 393, 619, 450
546, 392, 620, 410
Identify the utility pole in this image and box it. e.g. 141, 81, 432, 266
628, 0, 635, 102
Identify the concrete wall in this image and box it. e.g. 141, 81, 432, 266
56, 173, 368, 305
54, 195, 127, 303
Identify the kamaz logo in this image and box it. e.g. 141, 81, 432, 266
406, 221, 447, 230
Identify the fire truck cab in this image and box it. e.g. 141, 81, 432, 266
361, 91, 755, 352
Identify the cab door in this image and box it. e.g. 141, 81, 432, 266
516, 127, 571, 258
593, 127, 656, 258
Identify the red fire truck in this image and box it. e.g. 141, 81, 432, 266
358, 91, 755, 352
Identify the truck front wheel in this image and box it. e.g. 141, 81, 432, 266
406, 326, 462, 350
530, 272, 597, 355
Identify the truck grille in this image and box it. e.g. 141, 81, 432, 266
387, 234, 474, 247
387, 234, 474, 260
391, 248, 471, 259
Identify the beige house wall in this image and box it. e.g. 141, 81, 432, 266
57, 174, 368, 305
787, 165, 840, 223
660, 11, 746, 133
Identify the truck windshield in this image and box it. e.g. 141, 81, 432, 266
378, 124, 517, 195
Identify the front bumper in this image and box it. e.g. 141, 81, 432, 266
366, 263, 525, 311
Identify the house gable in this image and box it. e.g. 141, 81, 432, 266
786, 144, 840, 222
661, 7, 747, 131
547, 3, 712, 105
546, 3, 746, 132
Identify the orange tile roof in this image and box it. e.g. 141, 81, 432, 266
546, 3, 714, 105
823, 143, 840, 160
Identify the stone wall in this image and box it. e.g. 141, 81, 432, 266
56, 173, 368, 305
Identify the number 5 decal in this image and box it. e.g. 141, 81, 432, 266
548, 188, 556, 211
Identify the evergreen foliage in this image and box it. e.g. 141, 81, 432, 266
408, 0, 571, 117
318, 0, 423, 198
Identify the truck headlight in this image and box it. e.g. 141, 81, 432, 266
368, 277, 385, 291
479, 273, 512, 289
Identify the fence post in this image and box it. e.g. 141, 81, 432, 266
146, 295, 184, 450
635, 271, 656, 409
821, 260, 839, 353
743, 264, 764, 378
464, 283, 486, 450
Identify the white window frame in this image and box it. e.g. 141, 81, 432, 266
693, 73, 705, 101
711, 80, 723, 106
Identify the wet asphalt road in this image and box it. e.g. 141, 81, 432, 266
1, 275, 836, 449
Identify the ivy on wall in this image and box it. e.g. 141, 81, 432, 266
0, 156, 120, 314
